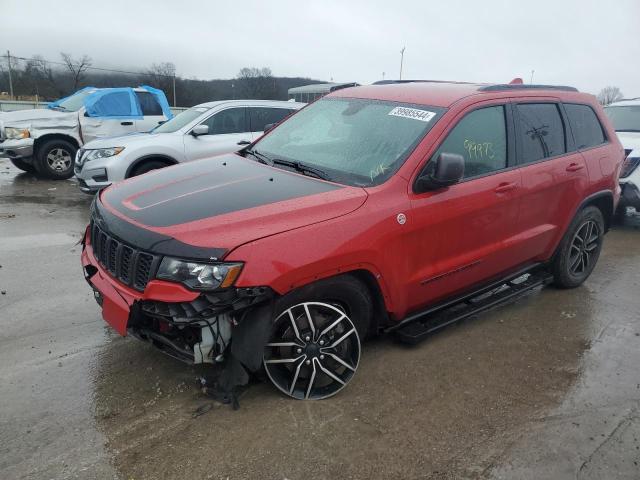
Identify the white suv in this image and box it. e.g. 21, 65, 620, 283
604, 99, 640, 212
75, 99, 304, 193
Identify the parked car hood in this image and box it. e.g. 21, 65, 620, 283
96, 154, 368, 258
616, 131, 640, 154
0, 108, 78, 128
82, 131, 161, 149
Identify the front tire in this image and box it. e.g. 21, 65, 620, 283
551, 206, 604, 288
129, 160, 170, 177
35, 139, 77, 180
10, 158, 36, 173
263, 275, 373, 400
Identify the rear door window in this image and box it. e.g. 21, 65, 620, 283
564, 104, 606, 149
202, 108, 247, 135
432, 105, 507, 178
249, 107, 295, 132
135, 91, 163, 116
515, 103, 566, 163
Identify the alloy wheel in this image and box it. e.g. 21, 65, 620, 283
46, 148, 72, 172
568, 220, 600, 276
263, 301, 361, 400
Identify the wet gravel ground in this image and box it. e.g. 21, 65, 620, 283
0, 162, 639, 479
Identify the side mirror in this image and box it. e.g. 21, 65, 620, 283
416, 152, 465, 192
191, 124, 209, 137
263, 123, 276, 133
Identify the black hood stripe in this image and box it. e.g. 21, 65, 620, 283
92, 198, 227, 261
103, 155, 341, 228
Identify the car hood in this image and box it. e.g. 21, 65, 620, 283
616, 131, 640, 155
96, 154, 368, 259
82, 131, 174, 149
0, 108, 78, 128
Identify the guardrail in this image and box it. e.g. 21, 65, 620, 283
0, 100, 188, 115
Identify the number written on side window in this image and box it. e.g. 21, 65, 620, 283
565, 104, 606, 149
432, 105, 507, 178
202, 108, 247, 135
516, 103, 566, 163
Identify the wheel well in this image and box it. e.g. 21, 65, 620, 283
346, 269, 390, 335
583, 193, 614, 231
126, 155, 177, 178
34, 134, 79, 153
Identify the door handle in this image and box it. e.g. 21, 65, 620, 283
237, 140, 251, 145
566, 162, 584, 172
120, 121, 133, 126
494, 182, 518, 194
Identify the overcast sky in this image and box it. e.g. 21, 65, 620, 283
2, 0, 639, 97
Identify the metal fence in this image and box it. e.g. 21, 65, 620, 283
0, 100, 188, 115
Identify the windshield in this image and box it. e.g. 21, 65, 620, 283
153, 106, 209, 133
50, 90, 94, 112
604, 105, 640, 132
252, 98, 444, 186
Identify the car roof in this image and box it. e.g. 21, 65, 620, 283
329, 81, 583, 108
607, 98, 640, 107
191, 99, 306, 110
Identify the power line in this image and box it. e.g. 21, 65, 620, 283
1, 51, 177, 106
1, 53, 175, 78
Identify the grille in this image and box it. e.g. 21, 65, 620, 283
90, 221, 160, 291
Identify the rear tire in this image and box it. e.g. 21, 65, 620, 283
263, 275, 373, 400
34, 139, 77, 180
10, 158, 36, 173
551, 206, 604, 288
129, 160, 170, 177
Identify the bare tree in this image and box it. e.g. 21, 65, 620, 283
236, 67, 277, 99
25, 55, 63, 97
597, 86, 624, 106
61, 53, 92, 91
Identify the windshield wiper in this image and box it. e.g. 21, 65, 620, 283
272, 158, 331, 181
244, 148, 273, 166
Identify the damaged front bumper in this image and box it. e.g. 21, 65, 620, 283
80, 227, 273, 367
0, 138, 34, 160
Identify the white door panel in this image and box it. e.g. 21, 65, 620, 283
183, 133, 250, 161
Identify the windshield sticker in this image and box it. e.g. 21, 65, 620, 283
388, 107, 436, 122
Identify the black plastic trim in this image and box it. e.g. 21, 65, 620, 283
478, 84, 578, 92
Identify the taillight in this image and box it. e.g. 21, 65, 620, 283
620, 156, 640, 178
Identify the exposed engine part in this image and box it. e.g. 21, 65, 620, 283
193, 314, 232, 364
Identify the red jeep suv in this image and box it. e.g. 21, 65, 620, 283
81, 81, 623, 400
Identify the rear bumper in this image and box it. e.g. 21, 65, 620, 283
0, 138, 34, 160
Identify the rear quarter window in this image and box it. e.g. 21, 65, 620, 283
564, 103, 606, 149
135, 91, 163, 116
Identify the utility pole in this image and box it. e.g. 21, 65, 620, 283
399, 47, 405, 80
530, 69, 535, 84
382, 71, 385, 80
6, 50, 14, 100
172, 74, 177, 107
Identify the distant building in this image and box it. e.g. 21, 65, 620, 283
288, 82, 359, 103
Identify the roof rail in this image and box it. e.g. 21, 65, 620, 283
372, 79, 475, 86
478, 84, 578, 92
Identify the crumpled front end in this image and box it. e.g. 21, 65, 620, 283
80, 221, 273, 368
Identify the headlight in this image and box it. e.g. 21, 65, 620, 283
83, 147, 124, 162
4, 127, 30, 139
156, 258, 243, 290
